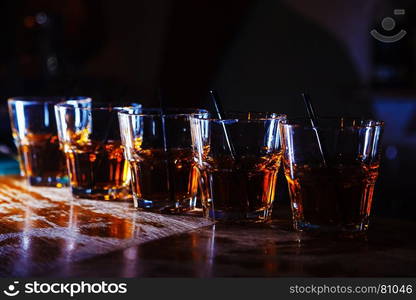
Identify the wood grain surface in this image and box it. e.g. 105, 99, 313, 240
0, 177, 211, 276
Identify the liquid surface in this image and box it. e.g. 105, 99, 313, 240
129, 148, 198, 204
284, 162, 380, 230
18, 133, 66, 179
201, 153, 282, 216
64, 140, 130, 194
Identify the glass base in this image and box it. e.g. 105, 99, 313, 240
293, 219, 369, 237
133, 196, 197, 213
28, 176, 68, 188
71, 186, 131, 201
203, 207, 273, 223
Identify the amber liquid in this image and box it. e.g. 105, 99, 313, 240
129, 148, 198, 210
201, 153, 281, 221
64, 140, 130, 200
18, 133, 67, 186
284, 162, 380, 232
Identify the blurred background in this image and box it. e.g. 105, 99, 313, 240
0, 0, 415, 220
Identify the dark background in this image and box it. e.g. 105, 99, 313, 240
0, 0, 415, 220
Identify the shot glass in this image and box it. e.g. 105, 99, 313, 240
191, 112, 285, 223
118, 108, 208, 212
281, 118, 384, 234
7, 97, 86, 187
55, 101, 137, 200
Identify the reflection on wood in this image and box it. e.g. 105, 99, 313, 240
0, 177, 211, 276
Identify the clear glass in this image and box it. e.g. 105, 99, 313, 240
118, 108, 208, 213
7, 97, 85, 187
191, 112, 285, 223
281, 118, 384, 235
55, 101, 139, 200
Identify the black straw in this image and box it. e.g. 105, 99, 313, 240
209, 90, 236, 159
96, 103, 122, 171
301, 93, 327, 166
158, 90, 176, 207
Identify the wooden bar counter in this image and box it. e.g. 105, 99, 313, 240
0, 177, 415, 277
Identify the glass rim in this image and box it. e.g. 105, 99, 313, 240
8, 96, 91, 105
281, 117, 384, 128
117, 107, 209, 117
192, 111, 286, 122
55, 101, 140, 111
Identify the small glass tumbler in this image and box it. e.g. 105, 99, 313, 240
191, 112, 285, 223
55, 101, 137, 200
118, 108, 208, 212
7, 97, 84, 187
280, 118, 384, 234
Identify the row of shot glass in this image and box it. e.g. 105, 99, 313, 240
8, 97, 383, 234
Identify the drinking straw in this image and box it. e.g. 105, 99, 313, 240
158, 91, 176, 206
96, 85, 127, 170
99, 85, 129, 150
209, 90, 236, 159
95, 104, 116, 172
301, 93, 327, 166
